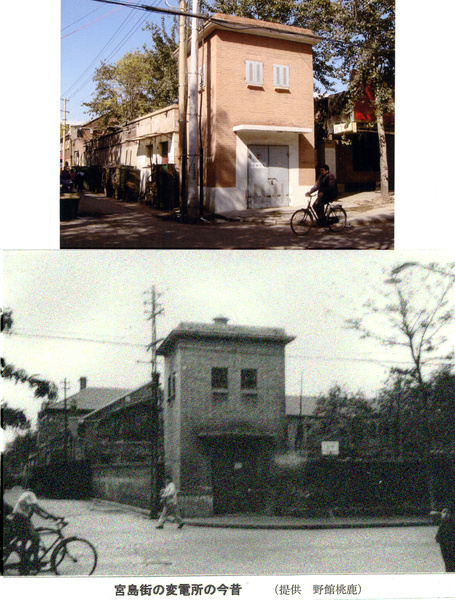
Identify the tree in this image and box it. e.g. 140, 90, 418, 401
83, 51, 155, 124
311, 385, 376, 458
143, 19, 179, 110
1, 309, 59, 428
329, 0, 395, 199
3, 430, 38, 486
347, 261, 455, 508
83, 20, 178, 125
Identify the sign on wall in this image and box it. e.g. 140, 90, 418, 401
321, 441, 339, 456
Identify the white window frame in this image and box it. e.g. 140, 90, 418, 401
273, 64, 290, 89
246, 60, 263, 86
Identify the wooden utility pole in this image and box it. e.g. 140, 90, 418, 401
60, 378, 71, 462
144, 286, 165, 518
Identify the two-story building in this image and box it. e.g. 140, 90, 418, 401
195, 14, 320, 214
156, 316, 295, 516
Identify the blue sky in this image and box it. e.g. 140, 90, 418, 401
61, 0, 170, 122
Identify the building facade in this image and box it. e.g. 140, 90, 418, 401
315, 90, 395, 193
195, 14, 320, 214
35, 377, 131, 465
157, 316, 295, 516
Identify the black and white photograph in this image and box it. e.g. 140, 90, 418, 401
1, 250, 455, 595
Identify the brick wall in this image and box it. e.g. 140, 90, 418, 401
200, 29, 316, 189
162, 336, 288, 515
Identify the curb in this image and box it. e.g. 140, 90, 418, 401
185, 519, 432, 531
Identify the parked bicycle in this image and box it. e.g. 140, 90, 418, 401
290, 193, 347, 235
3, 517, 97, 576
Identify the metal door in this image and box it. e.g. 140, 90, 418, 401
248, 145, 289, 208
211, 447, 266, 514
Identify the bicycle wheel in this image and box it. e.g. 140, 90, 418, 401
291, 209, 313, 235
51, 537, 97, 576
327, 206, 347, 232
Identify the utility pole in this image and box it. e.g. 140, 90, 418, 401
61, 98, 69, 168
143, 286, 165, 518
178, 0, 188, 221
60, 378, 71, 463
187, 0, 200, 220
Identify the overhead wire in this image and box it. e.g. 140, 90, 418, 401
61, 5, 104, 32
62, 1, 156, 100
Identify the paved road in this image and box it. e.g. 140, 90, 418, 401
3, 497, 444, 577
60, 193, 393, 250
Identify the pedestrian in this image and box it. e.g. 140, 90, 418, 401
436, 504, 455, 572
155, 475, 184, 529
60, 165, 73, 192
76, 169, 84, 192
305, 164, 338, 225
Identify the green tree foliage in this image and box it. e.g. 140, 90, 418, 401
83, 20, 178, 124
82, 51, 155, 124
377, 365, 455, 458
143, 19, 179, 110
1, 403, 30, 430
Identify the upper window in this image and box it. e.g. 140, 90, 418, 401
241, 369, 257, 390
246, 60, 263, 86
273, 64, 290, 89
212, 367, 228, 390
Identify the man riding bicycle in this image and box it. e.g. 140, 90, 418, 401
6, 490, 62, 573
306, 164, 338, 225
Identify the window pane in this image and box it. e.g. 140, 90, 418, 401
212, 367, 228, 389
241, 369, 257, 389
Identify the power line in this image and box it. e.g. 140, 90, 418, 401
7, 330, 146, 348
63, 2, 151, 99
8, 329, 450, 367
62, 5, 104, 31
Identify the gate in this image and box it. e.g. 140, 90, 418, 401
247, 145, 290, 208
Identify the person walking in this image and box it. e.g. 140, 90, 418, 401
436, 504, 455, 572
155, 475, 184, 529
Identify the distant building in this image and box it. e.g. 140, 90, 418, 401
81, 381, 164, 511
157, 316, 295, 516
36, 377, 131, 465
315, 89, 394, 193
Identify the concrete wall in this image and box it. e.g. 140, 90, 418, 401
91, 464, 151, 510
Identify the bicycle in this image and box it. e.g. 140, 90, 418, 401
290, 193, 347, 235
3, 517, 97, 576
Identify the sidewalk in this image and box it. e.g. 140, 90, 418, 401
220, 190, 394, 227
88, 498, 432, 531
184, 513, 431, 530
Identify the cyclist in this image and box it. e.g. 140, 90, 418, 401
10, 490, 62, 573
305, 164, 338, 225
